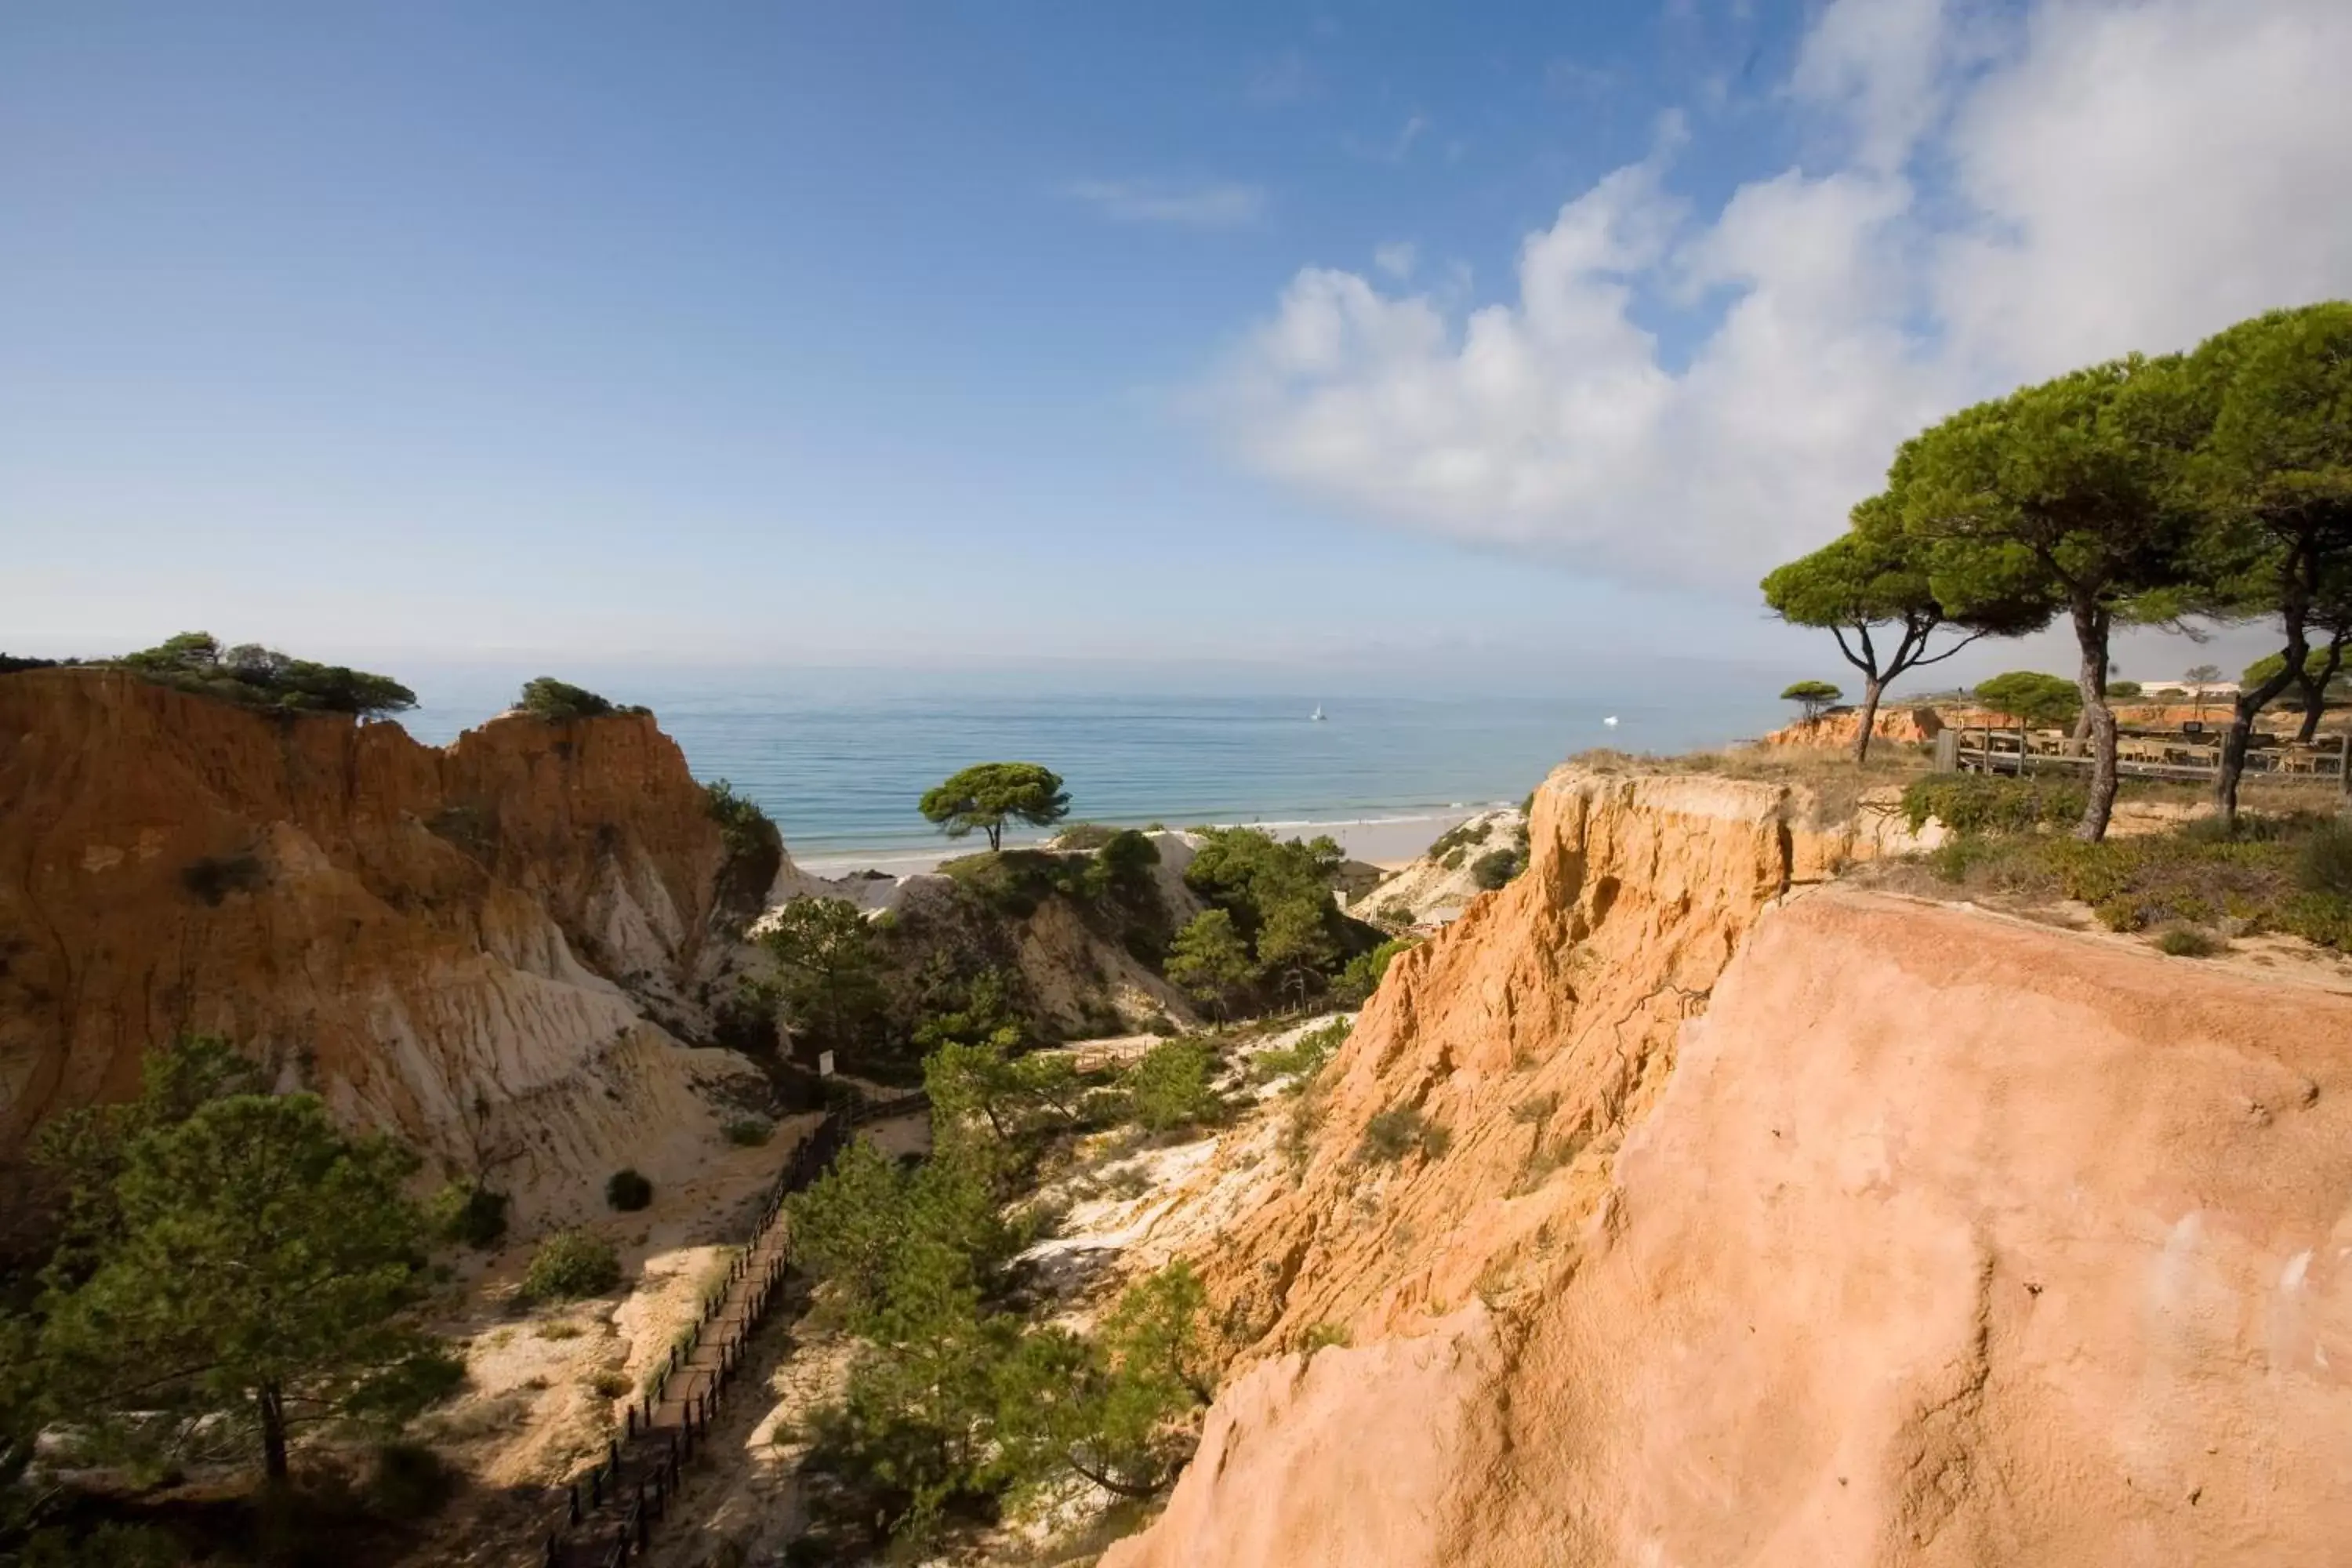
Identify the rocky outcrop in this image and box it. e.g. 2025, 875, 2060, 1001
1763, 705, 1944, 750
1344, 808, 1527, 928
1109, 773, 2352, 1566
0, 668, 759, 1223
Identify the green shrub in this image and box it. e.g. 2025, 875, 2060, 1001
1374, 897, 1415, 927
1141, 1010, 1179, 1037
2299, 821, 2352, 898
724, 1118, 774, 1148
1469, 848, 1524, 890
521, 1229, 622, 1301
1095, 828, 1162, 897
1298, 1321, 1352, 1353
605, 1167, 654, 1210
1357, 1106, 1447, 1164
706, 779, 780, 861
431, 1181, 511, 1249
2154, 926, 2223, 957
1426, 819, 1492, 859
1123, 1039, 1221, 1131
1334, 936, 1416, 1003
1901, 775, 2086, 834
1053, 822, 1120, 851
1250, 1018, 1348, 1084
588, 1369, 632, 1399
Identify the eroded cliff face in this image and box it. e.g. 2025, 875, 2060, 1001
0, 668, 757, 1222
1109, 770, 2352, 1567
1181, 769, 1835, 1348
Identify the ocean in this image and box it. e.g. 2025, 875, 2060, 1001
400, 675, 1786, 867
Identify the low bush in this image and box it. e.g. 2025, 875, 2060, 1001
2154, 926, 2223, 957
1357, 1106, 1449, 1164
724, 1117, 774, 1147
1469, 848, 1525, 891
1901, 812, 2352, 955
605, 1167, 654, 1210
1250, 1018, 1348, 1084
1426, 818, 1493, 860
431, 1181, 511, 1249
1052, 822, 1120, 851
1123, 1039, 1221, 1131
521, 1229, 622, 1301
587, 1369, 632, 1400
1900, 775, 2086, 835
1298, 1321, 1352, 1353
2301, 820, 2352, 898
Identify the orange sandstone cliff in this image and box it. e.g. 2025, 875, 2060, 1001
1109, 767, 2352, 1566
0, 667, 764, 1223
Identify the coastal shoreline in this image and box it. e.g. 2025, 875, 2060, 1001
791, 804, 1507, 879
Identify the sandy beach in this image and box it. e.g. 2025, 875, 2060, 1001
792, 806, 1495, 880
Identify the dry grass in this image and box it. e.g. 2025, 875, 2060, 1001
1566, 743, 1935, 829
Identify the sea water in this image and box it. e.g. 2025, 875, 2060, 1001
400, 673, 1782, 862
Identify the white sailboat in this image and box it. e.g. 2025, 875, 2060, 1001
1310, 705, 1327, 722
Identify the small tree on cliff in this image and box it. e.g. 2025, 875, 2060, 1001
918, 763, 1071, 853
32, 1043, 456, 1484
1778, 681, 1843, 723
1762, 496, 2053, 762
1901, 356, 2199, 841
1163, 909, 1252, 1018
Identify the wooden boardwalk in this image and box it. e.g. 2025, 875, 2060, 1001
535, 1091, 927, 1568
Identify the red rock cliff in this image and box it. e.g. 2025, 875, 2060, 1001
1109, 767, 2352, 1567
0, 668, 753, 1221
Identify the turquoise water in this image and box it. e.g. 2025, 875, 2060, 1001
400, 677, 1783, 858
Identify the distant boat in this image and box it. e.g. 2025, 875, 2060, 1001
1311, 706, 1327, 722
1602, 716, 1620, 728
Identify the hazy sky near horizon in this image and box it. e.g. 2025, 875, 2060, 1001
5, 0, 2350, 685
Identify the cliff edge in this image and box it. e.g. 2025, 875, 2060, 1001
0, 667, 758, 1223
1109, 769, 2352, 1566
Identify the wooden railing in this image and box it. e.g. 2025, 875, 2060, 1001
1938, 724, 2351, 790
537, 1089, 929, 1568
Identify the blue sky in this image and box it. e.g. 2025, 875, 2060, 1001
5, 0, 2348, 687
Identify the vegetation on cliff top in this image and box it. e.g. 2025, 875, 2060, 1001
515, 675, 648, 721
111, 632, 418, 719
1762, 301, 2352, 836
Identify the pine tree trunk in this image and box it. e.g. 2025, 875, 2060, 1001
2298, 636, 2345, 743
2072, 603, 2118, 844
1851, 677, 1884, 764
2223, 648, 2308, 826
259, 1383, 289, 1483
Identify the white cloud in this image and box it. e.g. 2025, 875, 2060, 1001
1062, 179, 1268, 227
1207, 0, 2352, 588
1373, 241, 1417, 280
